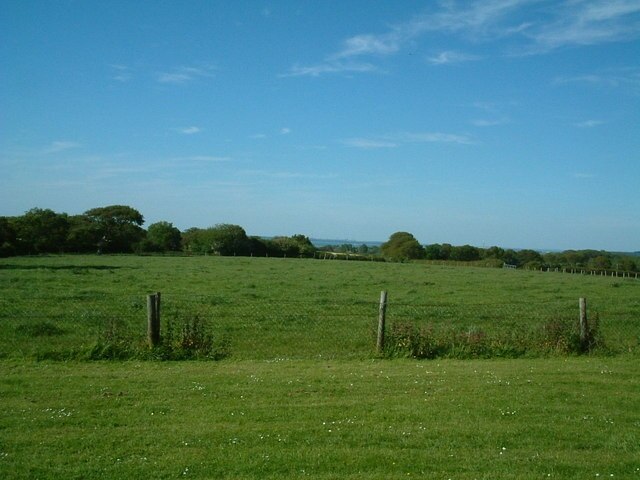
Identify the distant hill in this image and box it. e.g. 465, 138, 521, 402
311, 238, 383, 248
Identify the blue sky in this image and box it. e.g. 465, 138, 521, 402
1, 1, 639, 251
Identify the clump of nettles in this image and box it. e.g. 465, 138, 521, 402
154, 314, 230, 360
88, 315, 229, 360
383, 315, 604, 359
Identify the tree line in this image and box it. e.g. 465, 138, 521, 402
377, 231, 639, 272
1, 206, 637, 272
0, 206, 314, 259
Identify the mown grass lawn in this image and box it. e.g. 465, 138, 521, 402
1, 357, 638, 479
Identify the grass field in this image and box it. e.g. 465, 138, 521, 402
1, 357, 639, 479
0, 255, 638, 359
0, 255, 639, 478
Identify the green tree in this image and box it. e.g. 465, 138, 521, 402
266, 234, 315, 258
588, 255, 611, 271
145, 221, 182, 252
337, 243, 355, 254
616, 256, 637, 272
515, 249, 543, 266
450, 244, 481, 262
12, 208, 69, 254
66, 214, 100, 253
381, 232, 425, 261
291, 234, 316, 257
357, 244, 369, 254
181, 228, 208, 254
502, 249, 519, 266
424, 243, 443, 260
440, 243, 453, 260
182, 224, 250, 256
483, 246, 505, 259
0, 217, 17, 257
247, 236, 268, 257
209, 224, 250, 255
84, 205, 145, 253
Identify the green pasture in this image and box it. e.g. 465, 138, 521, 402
1, 357, 639, 479
0, 255, 639, 359
0, 255, 639, 478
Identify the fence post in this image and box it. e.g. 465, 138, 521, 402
377, 291, 388, 354
579, 297, 588, 351
147, 292, 161, 348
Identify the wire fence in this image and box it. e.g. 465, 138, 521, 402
0, 293, 638, 360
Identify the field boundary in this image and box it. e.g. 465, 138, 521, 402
2, 290, 637, 360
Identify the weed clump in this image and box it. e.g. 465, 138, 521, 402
87, 315, 230, 361
384, 315, 605, 359
153, 314, 230, 360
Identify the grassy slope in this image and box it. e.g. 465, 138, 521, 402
1, 357, 638, 479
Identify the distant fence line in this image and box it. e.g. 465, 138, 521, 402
139, 291, 635, 358
530, 266, 639, 279
1, 291, 638, 360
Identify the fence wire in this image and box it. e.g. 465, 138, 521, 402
0, 294, 637, 359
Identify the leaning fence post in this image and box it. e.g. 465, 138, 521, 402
147, 292, 161, 348
579, 297, 588, 351
377, 290, 388, 354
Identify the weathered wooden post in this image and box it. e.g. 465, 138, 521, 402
377, 291, 388, 354
579, 297, 588, 351
147, 292, 161, 348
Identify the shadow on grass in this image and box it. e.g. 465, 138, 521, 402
0, 264, 122, 271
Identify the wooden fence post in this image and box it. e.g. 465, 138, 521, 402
377, 291, 388, 354
147, 292, 161, 348
579, 297, 588, 351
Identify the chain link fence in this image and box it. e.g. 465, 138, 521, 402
0, 293, 637, 359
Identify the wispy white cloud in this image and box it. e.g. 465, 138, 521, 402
574, 119, 605, 128
174, 155, 231, 163
427, 50, 481, 65
285, 1, 640, 76
177, 126, 202, 135
344, 132, 474, 149
471, 117, 510, 127
284, 1, 526, 76
332, 33, 403, 59
282, 61, 379, 77
469, 101, 514, 127
343, 138, 398, 149
239, 170, 337, 180
157, 65, 216, 84
43, 141, 81, 154
554, 68, 640, 91
522, 0, 640, 53
109, 64, 132, 82
249, 128, 292, 138
396, 132, 475, 145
